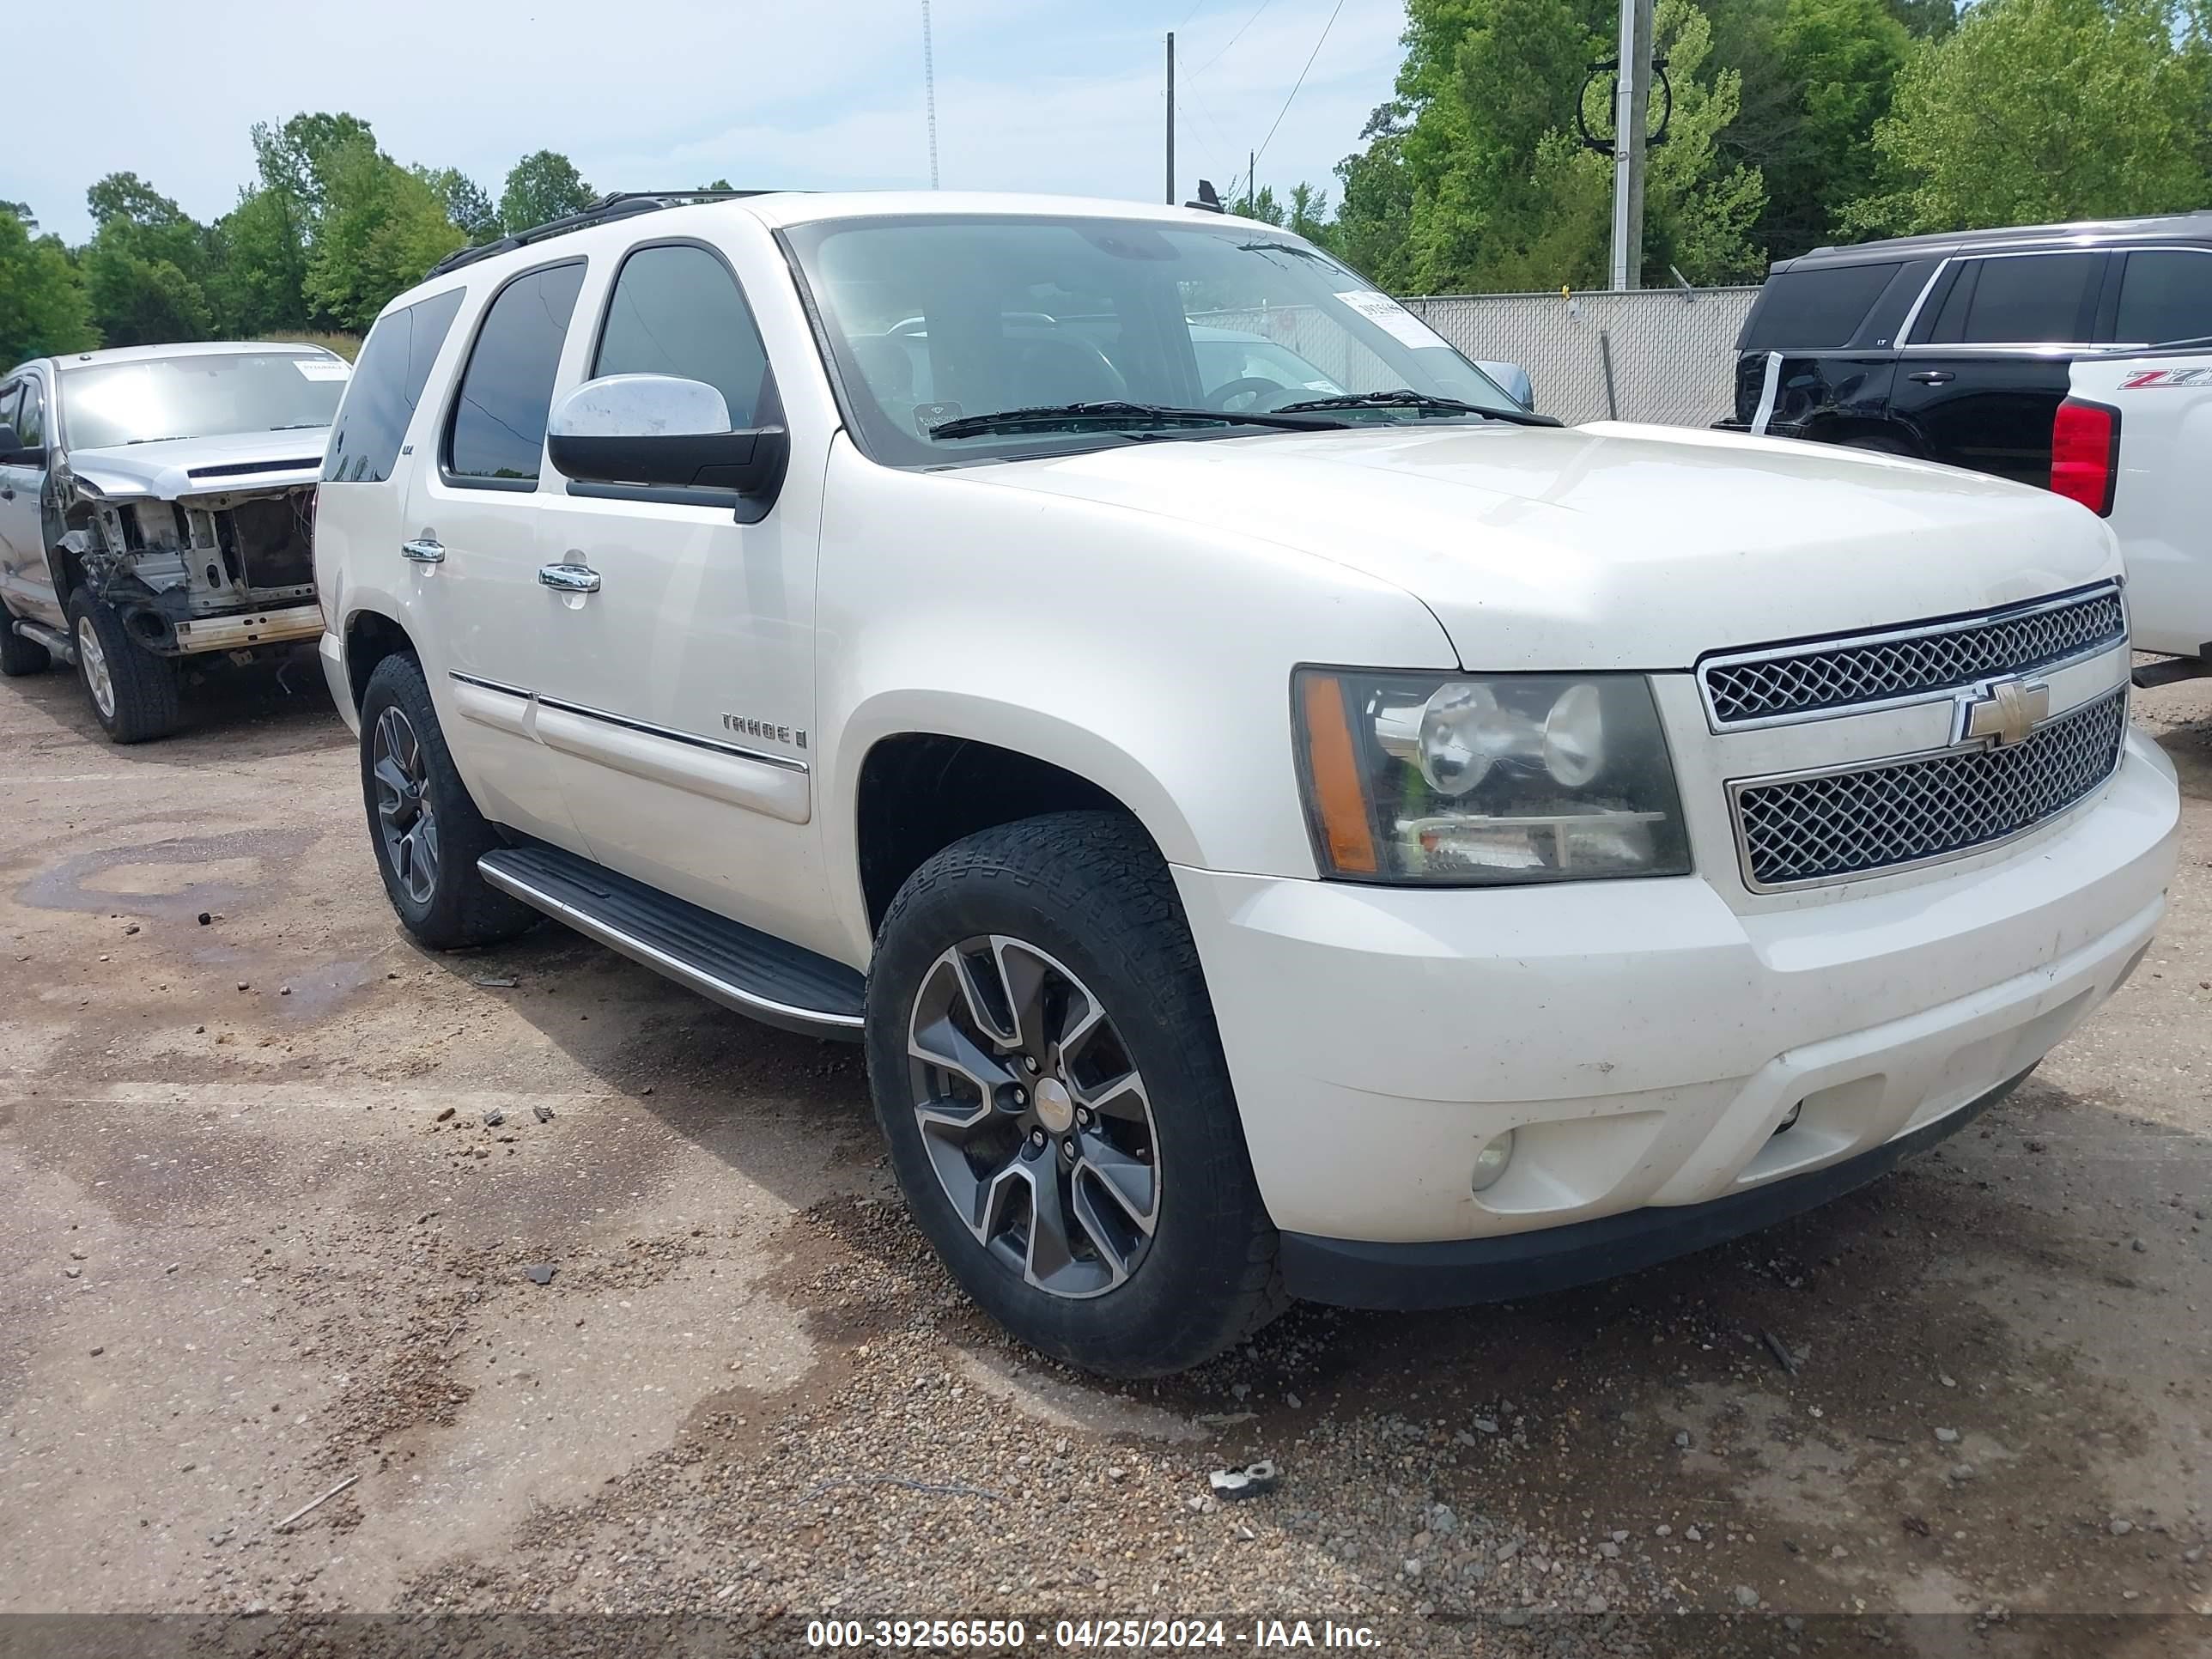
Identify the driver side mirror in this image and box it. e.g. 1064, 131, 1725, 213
0, 423, 42, 468
547, 374, 787, 512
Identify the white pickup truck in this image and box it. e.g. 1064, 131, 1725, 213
2062, 344, 2212, 674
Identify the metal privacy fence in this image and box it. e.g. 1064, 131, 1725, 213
1193, 287, 1758, 428
1401, 287, 1760, 428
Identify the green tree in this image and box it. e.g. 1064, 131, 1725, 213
418, 167, 502, 243
1343, 0, 1764, 293
1332, 102, 1419, 285
1236, 183, 1287, 224
1287, 181, 1332, 240
80, 173, 219, 346
1850, 0, 2212, 234
499, 150, 595, 233
1757, 0, 1910, 255
306, 138, 465, 331
3, 201, 35, 229
0, 209, 97, 363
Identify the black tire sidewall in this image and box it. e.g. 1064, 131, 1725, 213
866, 813, 1277, 1376
66, 587, 179, 743
357, 652, 534, 950
0, 605, 48, 676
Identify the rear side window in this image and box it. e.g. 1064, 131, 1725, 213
592, 243, 772, 428
1741, 262, 1899, 350
13, 377, 44, 447
323, 289, 465, 483
447, 261, 587, 485
2115, 249, 2212, 344
1923, 253, 2100, 344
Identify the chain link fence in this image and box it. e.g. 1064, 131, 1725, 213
1402, 287, 1760, 428
1194, 287, 1759, 428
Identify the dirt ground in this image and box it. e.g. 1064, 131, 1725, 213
0, 656, 2205, 1659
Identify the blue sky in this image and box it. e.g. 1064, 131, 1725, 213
14, 0, 1408, 246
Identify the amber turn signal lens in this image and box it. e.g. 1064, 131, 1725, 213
1299, 673, 1379, 875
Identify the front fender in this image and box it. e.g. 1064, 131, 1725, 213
812, 434, 1456, 963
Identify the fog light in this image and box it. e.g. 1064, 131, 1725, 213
1774, 1100, 1803, 1136
1471, 1129, 1515, 1193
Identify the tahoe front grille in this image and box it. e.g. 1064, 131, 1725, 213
1699, 585, 2126, 727
1730, 686, 2128, 890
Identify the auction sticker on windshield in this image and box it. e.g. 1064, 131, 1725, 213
1334, 290, 1450, 351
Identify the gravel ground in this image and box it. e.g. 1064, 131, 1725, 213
0, 659, 2206, 1658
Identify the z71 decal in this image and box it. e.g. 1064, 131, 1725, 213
2118, 367, 2212, 389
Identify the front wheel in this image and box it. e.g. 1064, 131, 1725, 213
866, 811, 1280, 1376
67, 586, 179, 743
358, 652, 538, 950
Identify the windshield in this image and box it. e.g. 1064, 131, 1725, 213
59, 352, 349, 451
783, 215, 1519, 465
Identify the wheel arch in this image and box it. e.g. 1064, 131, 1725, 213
841, 702, 1203, 946
342, 607, 419, 720
1800, 412, 1925, 455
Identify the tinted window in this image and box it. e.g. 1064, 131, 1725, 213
447, 262, 586, 483
324, 289, 465, 484
2116, 250, 2212, 344
1948, 253, 2100, 344
13, 378, 43, 448
592, 244, 769, 428
1741, 262, 1899, 350
0, 385, 19, 442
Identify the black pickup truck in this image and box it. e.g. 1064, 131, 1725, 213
1721, 211, 2212, 488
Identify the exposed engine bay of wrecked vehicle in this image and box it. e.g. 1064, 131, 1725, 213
48, 348, 345, 656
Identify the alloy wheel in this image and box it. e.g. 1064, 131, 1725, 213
906, 935, 1161, 1298
370, 705, 441, 906
76, 616, 114, 720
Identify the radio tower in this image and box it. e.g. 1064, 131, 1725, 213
921, 0, 941, 189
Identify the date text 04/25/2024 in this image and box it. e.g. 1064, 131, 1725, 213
803, 1620, 1382, 1649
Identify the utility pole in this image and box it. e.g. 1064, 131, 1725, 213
1607, 0, 1653, 289
1165, 32, 1176, 205
921, 0, 940, 189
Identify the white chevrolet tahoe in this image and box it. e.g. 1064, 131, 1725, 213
314, 190, 2180, 1376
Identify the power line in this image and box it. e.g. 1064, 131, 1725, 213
1246, 0, 1346, 179
1191, 0, 1273, 76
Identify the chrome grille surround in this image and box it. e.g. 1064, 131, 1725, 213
1729, 685, 2128, 892
1698, 584, 2127, 730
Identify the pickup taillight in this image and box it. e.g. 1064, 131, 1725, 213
2051, 398, 2120, 516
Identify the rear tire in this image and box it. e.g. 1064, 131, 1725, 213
67, 586, 179, 743
866, 810, 1281, 1377
0, 609, 49, 677
358, 652, 538, 950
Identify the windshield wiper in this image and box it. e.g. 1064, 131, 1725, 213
1273, 390, 1562, 428
927, 400, 1352, 441
267, 422, 326, 431
122, 434, 194, 446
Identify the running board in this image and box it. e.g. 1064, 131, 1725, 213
2132, 652, 2212, 690
477, 844, 866, 1041
13, 618, 76, 665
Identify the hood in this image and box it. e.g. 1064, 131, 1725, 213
64, 428, 329, 501
966, 421, 2118, 670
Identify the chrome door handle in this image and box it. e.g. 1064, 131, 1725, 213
538, 562, 601, 593
1908, 370, 1954, 385
401, 538, 446, 563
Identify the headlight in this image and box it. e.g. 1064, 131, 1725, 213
1294, 668, 1691, 884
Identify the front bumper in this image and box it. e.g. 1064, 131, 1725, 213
1171, 732, 2178, 1272
172, 603, 324, 657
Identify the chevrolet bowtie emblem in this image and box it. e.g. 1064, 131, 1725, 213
1958, 678, 2050, 748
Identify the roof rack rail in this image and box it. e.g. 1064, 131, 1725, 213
426, 189, 783, 279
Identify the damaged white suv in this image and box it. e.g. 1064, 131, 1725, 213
0, 342, 346, 741
316, 191, 2179, 1376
